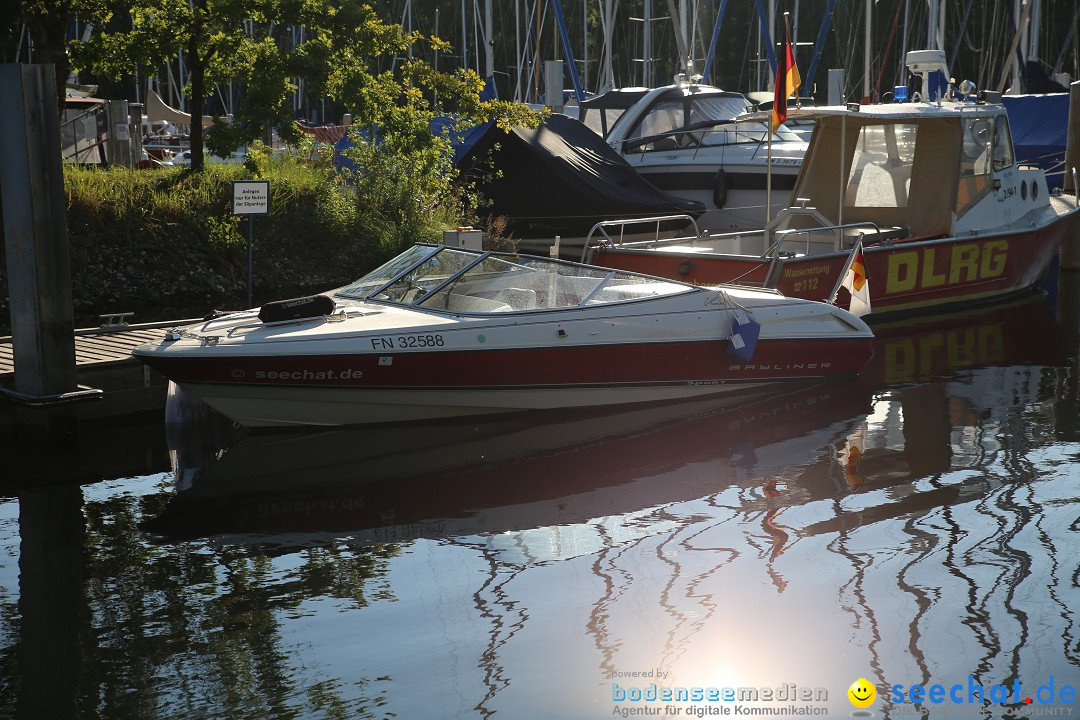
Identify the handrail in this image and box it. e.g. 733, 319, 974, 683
198, 310, 260, 333
223, 309, 361, 338
762, 221, 884, 288
580, 214, 702, 262
623, 128, 768, 153
769, 221, 883, 255
60, 103, 108, 163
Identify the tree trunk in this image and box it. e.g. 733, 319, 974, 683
187, 40, 205, 171
26, 7, 73, 118
186, 0, 208, 171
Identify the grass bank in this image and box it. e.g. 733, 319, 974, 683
1, 153, 459, 332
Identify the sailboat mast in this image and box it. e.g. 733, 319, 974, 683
863, 0, 871, 101
1028, 0, 1041, 73
582, 0, 588, 92
485, 0, 494, 82
644, 0, 652, 87
898, 0, 909, 86
665, 0, 690, 75
600, 0, 615, 91
461, 0, 468, 71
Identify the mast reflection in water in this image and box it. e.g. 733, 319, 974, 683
0, 288, 1077, 720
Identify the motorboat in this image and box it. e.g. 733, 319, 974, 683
132, 242, 874, 428
587, 51, 1080, 319
141, 290, 1072, 547
604, 78, 808, 232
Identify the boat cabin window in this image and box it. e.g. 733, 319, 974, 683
845, 123, 917, 209
794, 114, 962, 238
687, 96, 751, 126
627, 94, 748, 151
992, 115, 1014, 171
956, 117, 995, 213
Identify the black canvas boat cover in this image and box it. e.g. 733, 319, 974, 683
456, 113, 704, 240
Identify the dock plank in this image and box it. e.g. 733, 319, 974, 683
0, 320, 196, 382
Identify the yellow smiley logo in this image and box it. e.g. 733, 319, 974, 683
847, 678, 877, 708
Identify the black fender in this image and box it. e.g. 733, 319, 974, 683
713, 170, 730, 208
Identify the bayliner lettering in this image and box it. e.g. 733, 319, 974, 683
370, 334, 446, 350
253, 369, 363, 380
728, 362, 832, 371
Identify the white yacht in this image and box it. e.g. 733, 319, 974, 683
605, 78, 808, 231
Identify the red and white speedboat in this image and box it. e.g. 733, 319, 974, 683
133, 243, 873, 427
587, 52, 1080, 319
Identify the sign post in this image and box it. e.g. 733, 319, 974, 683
231, 180, 270, 308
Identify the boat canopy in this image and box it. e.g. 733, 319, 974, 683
611, 86, 804, 150
336, 244, 695, 313
455, 113, 705, 238
790, 108, 1015, 237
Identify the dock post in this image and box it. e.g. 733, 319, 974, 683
0, 64, 78, 399
105, 99, 134, 167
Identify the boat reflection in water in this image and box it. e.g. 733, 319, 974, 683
145, 290, 1077, 719
148, 378, 872, 552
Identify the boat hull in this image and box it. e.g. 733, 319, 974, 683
632, 162, 801, 232
592, 210, 1076, 317
145, 337, 874, 427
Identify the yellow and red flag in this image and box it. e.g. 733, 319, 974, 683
842, 249, 872, 317
769, 28, 801, 134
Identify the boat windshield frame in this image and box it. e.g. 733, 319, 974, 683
334, 244, 699, 314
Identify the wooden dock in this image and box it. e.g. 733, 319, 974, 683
0, 318, 197, 380
0, 323, 177, 379
0, 318, 199, 431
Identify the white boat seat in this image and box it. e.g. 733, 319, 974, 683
493, 287, 538, 311
445, 293, 513, 313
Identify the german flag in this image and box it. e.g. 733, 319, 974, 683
769, 27, 801, 134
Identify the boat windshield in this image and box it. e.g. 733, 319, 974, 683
335, 245, 693, 312
626, 93, 802, 150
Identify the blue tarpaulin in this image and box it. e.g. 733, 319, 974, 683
1002, 93, 1069, 190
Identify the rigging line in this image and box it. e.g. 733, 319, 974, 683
997, 0, 1035, 95
963, 17, 983, 54
948, 0, 976, 75
979, 2, 1002, 92
840, 2, 862, 99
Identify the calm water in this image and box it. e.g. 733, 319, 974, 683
2, 283, 1079, 720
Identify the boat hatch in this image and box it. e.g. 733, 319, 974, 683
334, 244, 695, 313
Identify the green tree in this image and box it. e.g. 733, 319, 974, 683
69, 0, 287, 169
68, 0, 541, 172
9, 0, 112, 113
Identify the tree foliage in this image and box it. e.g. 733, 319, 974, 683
66, 0, 542, 171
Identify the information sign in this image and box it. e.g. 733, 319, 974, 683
232, 180, 270, 215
